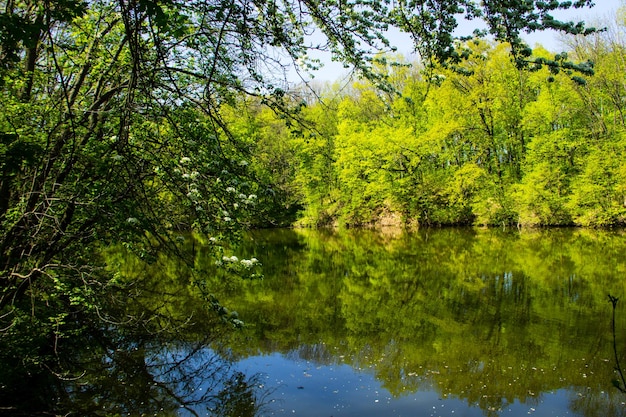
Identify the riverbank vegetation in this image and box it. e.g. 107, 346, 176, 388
241, 20, 626, 228
0, 0, 621, 414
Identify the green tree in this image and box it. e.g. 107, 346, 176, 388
563, 13, 626, 226
0, 0, 604, 409
420, 41, 532, 225
291, 84, 341, 227
513, 57, 585, 225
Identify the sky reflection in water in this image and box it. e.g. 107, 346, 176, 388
234, 351, 596, 417
8, 228, 626, 416
211, 228, 626, 417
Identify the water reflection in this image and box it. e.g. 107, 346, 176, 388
0, 246, 269, 416
3, 228, 626, 416
67, 339, 266, 416
0, 326, 269, 416
218, 228, 626, 416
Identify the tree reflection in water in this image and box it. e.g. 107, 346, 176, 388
88, 342, 265, 415
1, 322, 269, 416
220, 228, 626, 417
9, 324, 275, 416
4, 228, 626, 416
0, 239, 270, 417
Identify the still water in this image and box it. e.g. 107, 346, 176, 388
23, 227, 626, 416
205, 227, 626, 417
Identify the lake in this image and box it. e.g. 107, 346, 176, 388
17, 227, 626, 416
199, 227, 626, 417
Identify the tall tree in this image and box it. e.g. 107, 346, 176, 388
0, 0, 602, 391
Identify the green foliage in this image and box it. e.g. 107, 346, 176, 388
515, 160, 572, 225
0, 1, 605, 310
214, 228, 626, 415
283, 22, 626, 228
0, 0, 616, 413
568, 137, 626, 226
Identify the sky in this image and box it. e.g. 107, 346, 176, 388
292, 0, 624, 84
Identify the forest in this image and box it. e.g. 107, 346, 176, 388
236, 29, 626, 229
0, 0, 624, 414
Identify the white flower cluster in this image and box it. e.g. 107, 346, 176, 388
237, 193, 257, 205
220, 256, 259, 269
173, 155, 256, 218
175, 156, 205, 209
240, 258, 259, 268
226, 186, 256, 203
182, 171, 200, 181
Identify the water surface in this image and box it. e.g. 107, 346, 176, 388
15, 227, 626, 416
213, 228, 626, 417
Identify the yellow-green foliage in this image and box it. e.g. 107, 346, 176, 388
264, 27, 626, 227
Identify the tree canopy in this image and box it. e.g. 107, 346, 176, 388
0, 0, 601, 312
0, 1, 607, 413
257, 26, 626, 228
